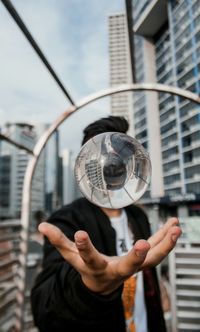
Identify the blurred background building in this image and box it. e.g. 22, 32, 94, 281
0, 123, 45, 221
0, 123, 66, 222
108, 13, 134, 135
0, 123, 65, 331
62, 148, 80, 205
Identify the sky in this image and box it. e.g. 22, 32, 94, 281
0, 0, 125, 154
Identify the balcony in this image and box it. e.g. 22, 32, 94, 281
135, 123, 147, 134
184, 174, 200, 184
164, 181, 182, 190
163, 167, 180, 177
156, 43, 171, 64
181, 123, 200, 138
136, 136, 148, 145
177, 63, 194, 81
162, 140, 178, 152
182, 141, 200, 153
180, 109, 200, 123
160, 114, 176, 127
174, 19, 190, 41
184, 76, 199, 90
184, 158, 200, 168
162, 153, 179, 164
176, 38, 200, 64
159, 102, 176, 116
161, 127, 177, 140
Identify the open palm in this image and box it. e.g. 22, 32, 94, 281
38, 217, 181, 295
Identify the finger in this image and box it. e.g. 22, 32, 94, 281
117, 240, 151, 277
38, 222, 77, 254
74, 231, 107, 270
148, 217, 179, 248
143, 226, 182, 268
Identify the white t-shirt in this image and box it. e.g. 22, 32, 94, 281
110, 209, 148, 332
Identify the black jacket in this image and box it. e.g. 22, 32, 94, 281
31, 198, 166, 332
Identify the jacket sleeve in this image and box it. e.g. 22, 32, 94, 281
30, 210, 123, 331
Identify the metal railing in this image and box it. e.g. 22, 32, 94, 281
169, 217, 200, 332
0, 220, 21, 331
0, 220, 42, 331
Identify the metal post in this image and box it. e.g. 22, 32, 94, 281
0, 133, 33, 155
1, 0, 76, 106
125, 0, 136, 83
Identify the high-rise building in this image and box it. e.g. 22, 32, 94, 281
132, 0, 200, 218
108, 13, 134, 134
45, 128, 63, 216
132, 4, 200, 332
62, 149, 81, 205
0, 123, 45, 220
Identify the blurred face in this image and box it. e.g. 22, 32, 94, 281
103, 153, 127, 190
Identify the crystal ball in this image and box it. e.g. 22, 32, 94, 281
75, 132, 151, 209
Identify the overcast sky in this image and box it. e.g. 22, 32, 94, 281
0, 0, 125, 153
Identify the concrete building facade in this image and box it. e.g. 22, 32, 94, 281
132, 0, 200, 218
132, 3, 200, 331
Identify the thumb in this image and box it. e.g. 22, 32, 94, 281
117, 240, 150, 277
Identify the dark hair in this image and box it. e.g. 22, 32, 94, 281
81, 115, 129, 145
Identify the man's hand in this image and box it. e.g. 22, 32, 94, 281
38, 217, 181, 295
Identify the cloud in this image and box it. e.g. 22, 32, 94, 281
0, 0, 124, 149
0, 0, 70, 126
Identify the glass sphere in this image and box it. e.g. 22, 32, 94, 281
75, 132, 151, 209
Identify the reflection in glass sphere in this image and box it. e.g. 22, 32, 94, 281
75, 132, 151, 209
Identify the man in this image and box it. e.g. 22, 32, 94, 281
31, 116, 181, 332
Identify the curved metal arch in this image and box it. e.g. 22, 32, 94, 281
21, 81, 200, 235
16, 82, 200, 329
21, 82, 200, 223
